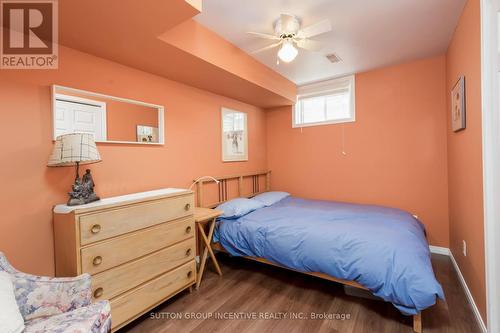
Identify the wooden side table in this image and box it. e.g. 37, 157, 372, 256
194, 207, 223, 289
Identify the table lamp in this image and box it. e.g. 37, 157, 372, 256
48, 133, 102, 206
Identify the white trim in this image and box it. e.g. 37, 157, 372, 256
55, 94, 106, 108
293, 75, 356, 128
450, 251, 488, 333
100, 141, 164, 146
296, 75, 355, 96
429, 245, 450, 256
158, 105, 165, 146
480, 1, 500, 333
291, 117, 356, 128
51, 85, 165, 145
428, 246, 486, 332
52, 85, 163, 109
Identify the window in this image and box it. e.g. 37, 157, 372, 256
293, 75, 355, 128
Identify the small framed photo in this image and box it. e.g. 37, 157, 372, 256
451, 76, 466, 132
137, 125, 159, 143
221, 107, 248, 162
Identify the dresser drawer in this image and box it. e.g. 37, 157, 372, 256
79, 194, 194, 245
81, 217, 194, 274
91, 238, 195, 301
110, 260, 196, 330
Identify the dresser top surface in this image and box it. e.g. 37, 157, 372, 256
54, 188, 191, 214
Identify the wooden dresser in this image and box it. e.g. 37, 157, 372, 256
53, 188, 196, 331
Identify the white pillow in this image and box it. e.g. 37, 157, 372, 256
0, 272, 24, 333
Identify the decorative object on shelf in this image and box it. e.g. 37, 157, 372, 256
451, 76, 466, 132
221, 107, 248, 162
48, 133, 102, 206
136, 125, 159, 143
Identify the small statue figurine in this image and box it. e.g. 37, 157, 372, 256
67, 169, 100, 206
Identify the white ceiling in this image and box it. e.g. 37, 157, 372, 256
195, 0, 466, 85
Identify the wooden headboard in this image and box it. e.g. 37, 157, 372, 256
196, 171, 271, 208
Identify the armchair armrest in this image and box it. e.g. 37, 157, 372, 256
0, 253, 92, 321
13, 273, 92, 321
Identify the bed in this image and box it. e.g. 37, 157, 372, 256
195, 171, 444, 333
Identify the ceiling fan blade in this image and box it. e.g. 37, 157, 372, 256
296, 38, 323, 52
280, 13, 297, 33
251, 41, 283, 54
246, 31, 280, 40
298, 19, 332, 38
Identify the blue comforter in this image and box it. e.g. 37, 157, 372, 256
216, 197, 444, 315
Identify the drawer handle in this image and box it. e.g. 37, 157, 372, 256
94, 287, 104, 298
185, 226, 192, 234
90, 224, 101, 234
187, 270, 193, 279
185, 203, 191, 211
186, 248, 192, 256
92, 256, 103, 266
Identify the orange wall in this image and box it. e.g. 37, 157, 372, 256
0, 45, 267, 276
106, 100, 158, 142
446, 0, 486, 321
266, 56, 450, 247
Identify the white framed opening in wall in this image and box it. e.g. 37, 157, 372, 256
293, 75, 356, 128
51, 85, 165, 145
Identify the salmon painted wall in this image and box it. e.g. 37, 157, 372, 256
0, 46, 267, 276
266, 56, 450, 247
446, 0, 486, 321
105, 100, 158, 142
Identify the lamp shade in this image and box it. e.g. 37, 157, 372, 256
48, 133, 101, 167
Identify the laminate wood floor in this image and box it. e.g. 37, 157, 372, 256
119, 253, 481, 333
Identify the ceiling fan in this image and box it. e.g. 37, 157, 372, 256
247, 14, 332, 63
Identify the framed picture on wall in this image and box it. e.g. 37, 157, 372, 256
221, 107, 248, 162
451, 76, 466, 132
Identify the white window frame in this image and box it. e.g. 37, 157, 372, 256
292, 75, 356, 128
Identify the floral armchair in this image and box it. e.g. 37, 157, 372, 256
0, 252, 111, 333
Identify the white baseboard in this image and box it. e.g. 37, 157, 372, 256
429, 245, 487, 332
449, 251, 487, 333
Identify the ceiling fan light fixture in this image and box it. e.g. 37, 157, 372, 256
278, 40, 298, 63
